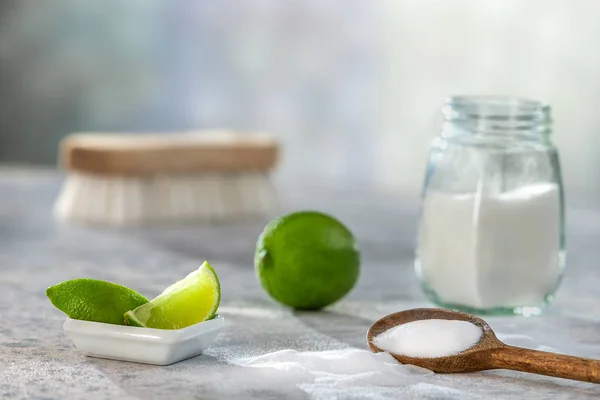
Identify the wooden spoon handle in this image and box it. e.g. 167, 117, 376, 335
489, 345, 600, 383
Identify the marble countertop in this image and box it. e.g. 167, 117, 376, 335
1, 170, 600, 399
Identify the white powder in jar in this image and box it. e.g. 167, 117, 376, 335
373, 319, 482, 358
417, 183, 561, 310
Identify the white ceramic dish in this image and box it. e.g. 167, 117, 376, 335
63, 315, 225, 365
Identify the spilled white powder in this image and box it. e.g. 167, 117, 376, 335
373, 319, 482, 358
227, 348, 483, 399
235, 348, 432, 379
232, 348, 433, 397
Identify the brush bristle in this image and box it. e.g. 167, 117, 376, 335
53, 172, 279, 226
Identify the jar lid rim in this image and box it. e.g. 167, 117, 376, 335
446, 95, 549, 107
444, 96, 551, 121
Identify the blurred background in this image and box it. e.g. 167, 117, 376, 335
2, 0, 600, 206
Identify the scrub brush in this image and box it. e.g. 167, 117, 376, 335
53, 131, 280, 226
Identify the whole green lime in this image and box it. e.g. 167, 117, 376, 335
255, 211, 360, 310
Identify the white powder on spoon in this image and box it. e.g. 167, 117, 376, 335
373, 319, 482, 358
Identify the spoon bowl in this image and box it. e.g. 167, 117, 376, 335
367, 308, 501, 373
367, 308, 600, 383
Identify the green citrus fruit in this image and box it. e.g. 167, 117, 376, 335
46, 279, 148, 325
124, 261, 220, 329
255, 211, 360, 310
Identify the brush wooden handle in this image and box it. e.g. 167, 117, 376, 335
489, 345, 600, 383
60, 131, 279, 176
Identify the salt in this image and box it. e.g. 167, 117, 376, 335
236, 348, 433, 378
373, 319, 482, 358
231, 348, 433, 396
417, 183, 562, 309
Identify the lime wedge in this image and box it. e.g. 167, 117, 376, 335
46, 279, 148, 325
124, 262, 221, 329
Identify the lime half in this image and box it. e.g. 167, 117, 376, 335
124, 261, 221, 329
46, 279, 148, 325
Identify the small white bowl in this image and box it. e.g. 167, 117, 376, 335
63, 315, 225, 365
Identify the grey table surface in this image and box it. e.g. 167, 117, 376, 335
1, 169, 600, 399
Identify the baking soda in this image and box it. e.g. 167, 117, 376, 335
236, 348, 432, 377
373, 319, 482, 358
227, 348, 434, 399
417, 183, 561, 309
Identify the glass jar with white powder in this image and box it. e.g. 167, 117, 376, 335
415, 96, 565, 316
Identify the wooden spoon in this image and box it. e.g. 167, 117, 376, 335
367, 308, 600, 384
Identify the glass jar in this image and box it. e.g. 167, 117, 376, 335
415, 96, 565, 316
